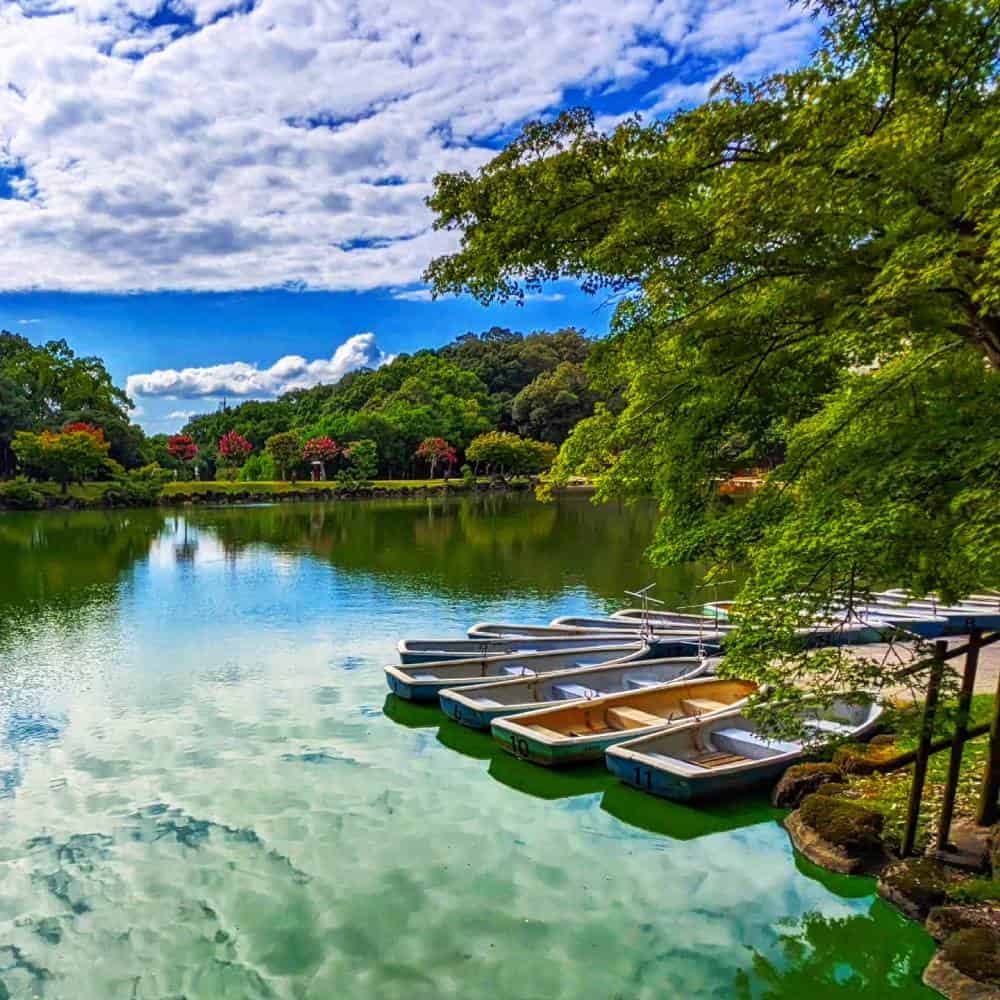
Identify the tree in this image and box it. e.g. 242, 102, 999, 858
302, 436, 340, 480
511, 362, 601, 444
167, 434, 199, 480
425, 0, 1000, 726
0, 376, 31, 479
218, 430, 253, 466
466, 431, 555, 480
265, 431, 302, 481
12, 426, 111, 493
343, 438, 378, 480
415, 437, 457, 479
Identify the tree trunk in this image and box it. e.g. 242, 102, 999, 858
430, 458, 437, 479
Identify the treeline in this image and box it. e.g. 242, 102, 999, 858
0, 325, 608, 487
178, 327, 603, 480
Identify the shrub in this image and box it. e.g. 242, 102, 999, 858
103, 464, 172, 505
0, 476, 46, 509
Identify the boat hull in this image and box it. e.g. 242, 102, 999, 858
604, 749, 789, 802
490, 720, 636, 765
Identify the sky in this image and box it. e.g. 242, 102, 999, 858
0, 0, 820, 432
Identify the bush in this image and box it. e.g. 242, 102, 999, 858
799, 793, 884, 852
461, 463, 475, 487
0, 476, 46, 509
103, 464, 171, 505
239, 453, 278, 481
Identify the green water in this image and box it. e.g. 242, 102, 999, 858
0, 495, 936, 999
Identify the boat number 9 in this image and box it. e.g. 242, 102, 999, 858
512, 736, 531, 758
634, 766, 653, 790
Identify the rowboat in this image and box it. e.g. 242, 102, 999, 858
550, 615, 739, 634
439, 655, 715, 729
398, 634, 644, 664
468, 622, 607, 638
877, 590, 1000, 609
491, 678, 756, 766
605, 700, 883, 802
384, 642, 650, 703
611, 609, 737, 628
868, 595, 1000, 632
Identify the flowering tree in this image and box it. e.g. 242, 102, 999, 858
167, 434, 199, 479
218, 430, 252, 466
62, 422, 104, 439
302, 436, 340, 480
415, 437, 457, 479
13, 427, 111, 493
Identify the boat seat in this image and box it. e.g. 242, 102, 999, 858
501, 666, 535, 677
551, 683, 598, 701
411, 673, 437, 681
606, 706, 664, 731
472, 697, 502, 707
713, 727, 799, 757
626, 678, 661, 690
530, 725, 565, 741
691, 750, 748, 769
804, 718, 855, 736
681, 698, 728, 716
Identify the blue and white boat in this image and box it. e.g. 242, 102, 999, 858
398, 634, 644, 665
605, 700, 883, 802
384, 642, 652, 703
439, 655, 715, 729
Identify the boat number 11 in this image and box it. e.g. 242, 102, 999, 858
634, 767, 653, 790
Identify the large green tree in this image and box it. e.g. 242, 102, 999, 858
426, 0, 1000, 715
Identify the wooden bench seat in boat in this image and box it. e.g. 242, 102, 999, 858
626, 678, 661, 690
501, 666, 536, 677
681, 698, 728, 715
606, 706, 664, 731
691, 750, 749, 769
530, 725, 567, 741
804, 718, 855, 736
712, 728, 799, 758
551, 683, 598, 701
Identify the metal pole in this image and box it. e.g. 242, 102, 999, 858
902, 639, 948, 857
977, 647, 1000, 827
936, 629, 981, 851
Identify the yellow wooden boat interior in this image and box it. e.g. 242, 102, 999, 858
517, 679, 757, 740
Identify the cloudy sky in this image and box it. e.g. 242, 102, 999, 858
0, 0, 818, 430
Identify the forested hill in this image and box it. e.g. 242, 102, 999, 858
181, 327, 605, 479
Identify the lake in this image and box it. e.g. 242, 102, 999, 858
0, 494, 935, 998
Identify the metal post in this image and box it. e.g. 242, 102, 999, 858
977, 646, 1000, 827
936, 629, 981, 851
902, 640, 948, 857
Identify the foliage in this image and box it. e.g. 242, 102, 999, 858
302, 435, 340, 480
103, 464, 172, 505
12, 428, 112, 493
466, 430, 556, 478
511, 361, 602, 444
343, 438, 378, 480
167, 434, 198, 463
424, 0, 1000, 729
415, 437, 457, 478
265, 431, 303, 480
239, 452, 279, 481
0, 475, 46, 509
218, 430, 252, 465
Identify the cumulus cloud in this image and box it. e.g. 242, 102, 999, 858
127, 332, 392, 399
0, 0, 817, 293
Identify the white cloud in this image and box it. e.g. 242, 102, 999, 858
127, 332, 392, 399
392, 288, 434, 302
0, 0, 817, 293
165, 409, 198, 420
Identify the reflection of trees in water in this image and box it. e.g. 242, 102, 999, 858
733, 906, 936, 998
184, 495, 708, 602
0, 510, 167, 633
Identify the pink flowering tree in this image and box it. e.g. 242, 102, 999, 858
302, 436, 340, 480
218, 430, 253, 466
415, 437, 457, 479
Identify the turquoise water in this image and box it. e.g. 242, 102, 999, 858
0, 496, 935, 998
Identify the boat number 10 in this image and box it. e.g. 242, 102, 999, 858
512, 736, 531, 758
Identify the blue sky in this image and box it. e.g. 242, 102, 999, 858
0, 0, 819, 432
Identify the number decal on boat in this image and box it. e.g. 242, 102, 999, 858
634, 766, 653, 790
513, 736, 530, 758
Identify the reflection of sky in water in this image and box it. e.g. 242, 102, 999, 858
0, 501, 936, 998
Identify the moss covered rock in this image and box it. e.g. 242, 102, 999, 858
942, 928, 1000, 986
771, 762, 844, 808
799, 793, 884, 852
879, 858, 957, 922
928, 905, 1000, 944
833, 735, 900, 774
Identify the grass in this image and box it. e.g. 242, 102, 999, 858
842, 694, 995, 854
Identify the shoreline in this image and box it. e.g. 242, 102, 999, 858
0, 479, 598, 513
